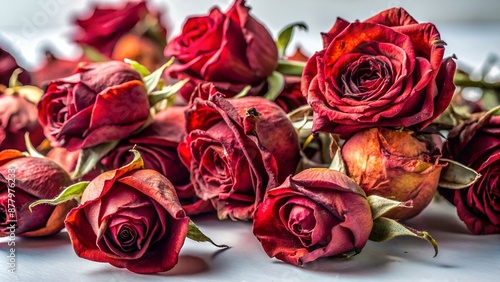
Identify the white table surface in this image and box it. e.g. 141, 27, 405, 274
2, 198, 499, 282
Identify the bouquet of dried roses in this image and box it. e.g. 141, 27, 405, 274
1, 0, 499, 275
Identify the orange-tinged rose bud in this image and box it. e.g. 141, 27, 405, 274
342, 128, 444, 220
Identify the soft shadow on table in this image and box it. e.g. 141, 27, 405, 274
84, 254, 214, 278
0, 231, 71, 249
403, 201, 471, 235
272, 237, 459, 277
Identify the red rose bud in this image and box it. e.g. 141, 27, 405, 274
37, 61, 150, 151
439, 110, 500, 234
0, 86, 45, 151
102, 106, 213, 216
179, 94, 301, 220
74, 0, 167, 59
0, 46, 30, 86
253, 168, 373, 266
342, 128, 444, 220
0, 150, 73, 237
302, 8, 456, 138
65, 161, 189, 273
164, 0, 278, 101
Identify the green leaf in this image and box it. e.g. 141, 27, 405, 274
124, 58, 151, 77
187, 220, 230, 249
370, 217, 438, 257
82, 45, 108, 62
71, 141, 119, 180
233, 85, 252, 99
439, 158, 481, 189
29, 181, 89, 212
143, 57, 174, 94
276, 22, 308, 58
367, 195, 413, 219
263, 71, 285, 101
149, 78, 188, 108
24, 133, 45, 158
276, 60, 306, 76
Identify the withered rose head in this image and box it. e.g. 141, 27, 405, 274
0, 150, 73, 237
253, 168, 373, 266
0, 87, 45, 151
37, 61, 150, 151
65, 163, 189, 274
179, 94, 300, 220
74, 0, 167, 58
302, 8, 456, 138
0, 47, 30, 86
342, 127, 444, 220
164, 0, 278, 101
439, 111, 500, 234
102, 106, 213, 216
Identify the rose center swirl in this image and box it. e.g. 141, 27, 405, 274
340, 56, 391, 101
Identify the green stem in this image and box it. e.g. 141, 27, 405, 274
453, 76, 500, 91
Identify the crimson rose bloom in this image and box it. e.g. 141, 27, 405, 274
179, 94, 300, 220
0, 150, 73, 237
253, 168, 373, 266
0, 87, 45, 151
164, 0, 278, 101
102, 106, 213, 216
37, 61, 150, 151
0, 46, 30, 86
302, 8, 456, 137
65, 163, 189, 273
439, 112, 500, 234
74, 0, 167, 59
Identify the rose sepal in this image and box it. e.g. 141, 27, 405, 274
369, 217, 439, 258
29, 181, 90, 211
438, 158, 481, 189
71, 140, 120, 180
187, 220, 230, 249
142, 57, 174, 94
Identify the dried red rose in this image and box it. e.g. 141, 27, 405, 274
74, 0, 167, 60
164, 0, 278, 101
439, 111, 500, 234
179, 94, 300, 220
253, 168, 373, 266
65, 161, 189, 274
0, 46, 30, 86
0, 150, 73, 237
0, 87, 45, 151
342, 127, 444, 220
37, 61, 150, 151
102, 106, 213, 216
302, 8, 456, 137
